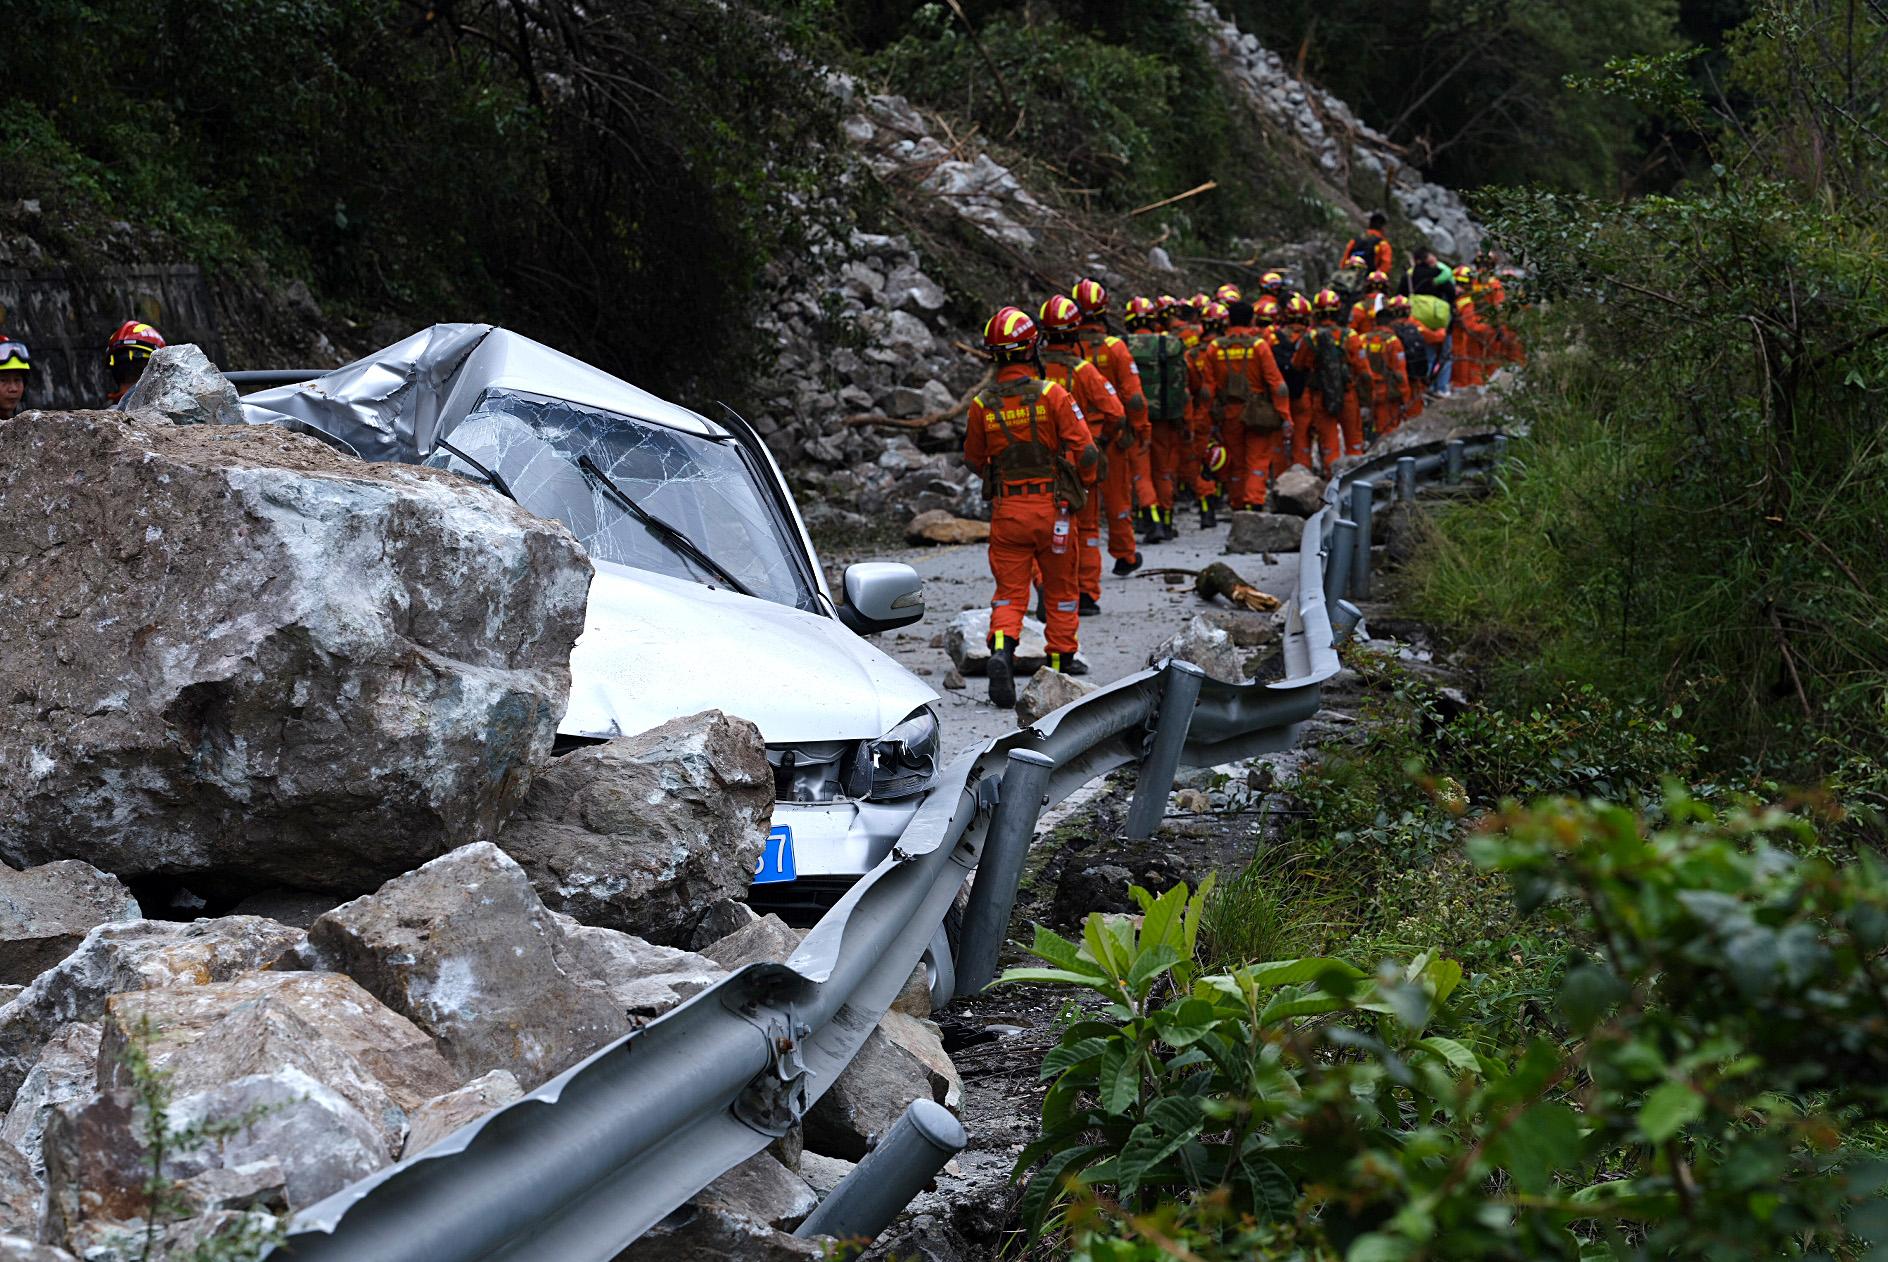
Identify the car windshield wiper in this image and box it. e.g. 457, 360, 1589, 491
436, 438, 518, 503
575, 454, 756, 599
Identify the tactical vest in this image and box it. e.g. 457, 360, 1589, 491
975, 378, 1088, 509
1215, 333, 1262, 406
1363, 329, 1401, 392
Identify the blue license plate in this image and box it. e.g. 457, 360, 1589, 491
752, 825, 797, 885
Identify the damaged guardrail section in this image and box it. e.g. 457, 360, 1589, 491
270, 430, 1506, 1262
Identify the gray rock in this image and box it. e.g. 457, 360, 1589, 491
697, 1152, 817, 1230
0, 410, 591, 896
1269, 466, 1327, 517
0, 1234, 71, 1261
402, 1070, 523, 1157
499, 711, 773, 946
686, 899, 760, 952
224, 889, 339, 929
702, 914, 804, 972
550, 916, 726, 1018
1148, 245, 1175, 272
0, 1143, 35, 1239
803, 1026, 938, 1162
1198, 609, 1283, 650
1149, 615, 1244, 685
117, 344, 241, 427
1015, 668, 1098, 727
878, 1011, 962, 1112
304, 843, 631, 1090
0, 863, 140, 985
890, 963, 932, 1019
0, 1023, 99, 1184
905, 510, 989, 546
0, 917, 304, 1111
615, 1201, 826, 1261
796, 1152, 855, 1197
944, 609, 1059, 677
1224, 510, 1305, 554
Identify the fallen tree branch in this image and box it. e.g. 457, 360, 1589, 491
1128, 180, 1219, 217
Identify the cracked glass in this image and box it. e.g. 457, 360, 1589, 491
425, 388, 816, 611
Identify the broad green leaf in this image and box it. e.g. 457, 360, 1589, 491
1040, 1036, 1111, 1079
1023, 925, 1099, 974
1346, 1232, 1417, 1262
1489, 1101, 1580, 1195
1419, 955, 1463, 1005
1138, 881, 1189, 956
1235, 957, 1368, 989
1414, 1035, 1483, 1075
1020, 1144, 1102, 1239
1638, 1080, 1703, 1143
1116, 1113, 1202, 1196
1126, 944, 1182, 993
1181, 871, 1215, 957
997, 966, 1115, 991
1084, 912, 1134, 980
1098, 1043, 1139, 1115
1557, 962, 1625, 1032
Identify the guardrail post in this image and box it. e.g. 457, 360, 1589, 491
1349, 480, 1375, 601
1445, 440, 1465, 484
1395, 456, 1416, 502
794, 1100, 967, 1244
1124, 661, 1206, 841
1331, 599, 1364, 644
1325, 519, 1356, 603
954, 749, 1056, 997
1493, 434, 1509, 468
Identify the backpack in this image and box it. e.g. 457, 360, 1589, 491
975, 378, 1087, 511
1390, 321, 1429, 382
1343, 235, 1377, 270
1214, 334, 1261, 407
1363, 329, 1401, 391
1126, 332, 1188, 423
1309, 327, 1352, 414
1276, 332, 1310, 399
1409, 293, 1451, 332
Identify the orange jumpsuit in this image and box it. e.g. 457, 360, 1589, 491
1481, 276, 1525, 366
1040, 345, 1123, 603
1134, 330, 1191, 517
964, 365, 1095, 656
1275, 320, 1315, 471
1076, 324, 1149, 561
1385, 319, 1428, 420
1205, 324, 1292, 510
1185, 329, 1219, 501
1359, 325, 1411, 436
1348, 299, 1380, 334
1292, 322, 1371, 471
1341, 230, 1393, 276
1451, 296, 1494, 388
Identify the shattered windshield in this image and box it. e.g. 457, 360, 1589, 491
425, 388, 816, 611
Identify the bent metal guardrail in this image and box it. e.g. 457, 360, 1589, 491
270, 429, 1508, 1262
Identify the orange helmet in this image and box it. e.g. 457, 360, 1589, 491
1124, 295, 1159, 326
1259, 271, 1286, 294
983, 306, 1040, 356
1254, 295, 1281, 325
1214, 283, 1242, 304
106, 320, 165, 380
1365, 270, 1389, 291
1188, 291, 1212, 311
1071, 277, 1109, 316
1201, 301, 1229, 331
1453, 264, 1475, 283
1383, 293, 1411, 316
1038, 294, 1082, 334
1312, 288, 1343, 314
1285, 293, 1313, 321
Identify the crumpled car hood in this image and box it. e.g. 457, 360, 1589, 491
562, 561, 940, 744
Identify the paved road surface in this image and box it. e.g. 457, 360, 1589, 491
861, 517, 1295, 760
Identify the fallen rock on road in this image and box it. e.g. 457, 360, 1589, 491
1015, 667, 1097, 726
1224, 510, 1304, 554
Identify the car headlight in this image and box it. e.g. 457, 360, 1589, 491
864, 707, 940, 801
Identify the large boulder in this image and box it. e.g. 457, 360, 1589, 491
0, 917, 305, 1111
1224, 511, 1304, 554
0, 864, 140, 985
1148, 615, 1245, 685
1015, 667, 1097, 727
0, 410, 592, 895
802, 1025, 941, 1162
1269, 466, 1328, 517
44, 970, 459, 1252
548, 916, 726, 1018
701, 914, 804, 972
498, 711, 772, 945
116, 344, 242, 428
0, 1023, 99, 1186
302, 843, 630, 1090
0, 1143, 36, 1239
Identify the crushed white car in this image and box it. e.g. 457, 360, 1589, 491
241, 324, 943, 924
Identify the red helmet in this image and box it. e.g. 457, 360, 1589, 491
1201, 301, 1229, 330
983, 306, 1040, 356
1383, 293, 1411, 316
1071, 277, 1108, 316
1204, 443, 1228, 474
1214, 283, 1242, 304
1259, 271, 1286, 294
1285, 293, 1313, 321
1124, 296, 1159, 327
1366, 270, 1390, 292
1038, 294, 1082, 333
1188, 291, 1211, 311
1254, 295, 1281, 325
1312, 288, 1343, 314
106, 320, 165, 375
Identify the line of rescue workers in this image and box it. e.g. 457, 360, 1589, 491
964, 219, 1525, 709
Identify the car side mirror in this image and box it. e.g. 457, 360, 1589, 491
836, 562, 925, 635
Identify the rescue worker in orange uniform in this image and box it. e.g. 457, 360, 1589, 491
964, 306, 1100, 707
105, 321, 166, 405
1294, 290, 1372, 471
1379, 294, 1428, 422
1189, 300, 1228, 526
1206, 299, 1292, 511
1258, 271, 1288, 305
1278, 293, 1317, 472
1450, 265, 1494, 390
1071, 278, 1148, 574
1037, 294, 1121, 616
1124, 296, 1189, 543
1341, 212, 1394, 276
1251, 295, 1293, 481
0, 336, 31, 420
1358, 309, 1412, 438
1348, 271, 1391, 333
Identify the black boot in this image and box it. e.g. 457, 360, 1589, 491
1047, 651, 1091, 677
1199, 496, 1217, 530
1078, 594, 1101, 616
1112, 553, 1143, 577
987, 641, 1016, 709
